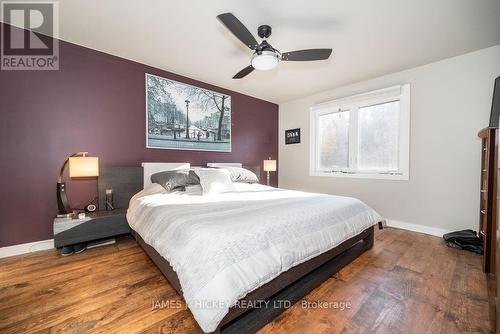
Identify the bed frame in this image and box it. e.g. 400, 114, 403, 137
106, 163, 376, 333
134, 226, 374, 334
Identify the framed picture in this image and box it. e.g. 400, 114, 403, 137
146, 73, 231, 152
285, 128, 301, 144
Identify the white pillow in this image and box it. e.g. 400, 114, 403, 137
215, 166, 259, 183
195, 168, 236, 195
183, 184, 203, 195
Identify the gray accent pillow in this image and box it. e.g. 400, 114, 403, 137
151, 170, 200, 192
215, 166, 259, 183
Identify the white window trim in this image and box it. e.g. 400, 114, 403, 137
309, 84, 410, 181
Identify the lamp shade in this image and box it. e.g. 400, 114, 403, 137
263, 159, 277, 172
69, 156, 99, 177
251, 51, 279, 71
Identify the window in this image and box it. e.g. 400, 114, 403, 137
310, 85, 410, 180
318, 110, 349, 169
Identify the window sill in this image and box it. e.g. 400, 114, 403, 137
309, 171, 409, 181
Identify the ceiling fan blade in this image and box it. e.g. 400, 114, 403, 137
217, 13, 258, 50
281, 49, 333, 61
233, 65, 254, 79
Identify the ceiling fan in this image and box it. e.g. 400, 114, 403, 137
217, 13, 333, 79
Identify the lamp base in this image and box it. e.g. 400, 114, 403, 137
57, 182, 72, 216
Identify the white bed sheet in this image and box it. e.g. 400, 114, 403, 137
127, 183, 382, 332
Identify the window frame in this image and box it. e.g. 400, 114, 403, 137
309, 84, 410, 181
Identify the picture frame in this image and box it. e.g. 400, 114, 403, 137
146, 73, 231, 152
285, 128, 301, 145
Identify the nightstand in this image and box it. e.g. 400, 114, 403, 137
53, 209, 131, 248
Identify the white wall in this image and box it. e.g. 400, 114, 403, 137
279, 45, 500, 235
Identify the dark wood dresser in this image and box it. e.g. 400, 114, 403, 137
496, 147, 500, 333
479, 127, 498, 273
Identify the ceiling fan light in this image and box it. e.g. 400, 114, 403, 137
251, 51, 279, 71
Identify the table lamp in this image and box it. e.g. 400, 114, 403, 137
263, 157, 277, 186
57, 152, 99, 217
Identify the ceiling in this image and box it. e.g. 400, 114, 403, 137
36, 1, 500, 102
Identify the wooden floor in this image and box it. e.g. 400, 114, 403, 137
0, 227, 492, 334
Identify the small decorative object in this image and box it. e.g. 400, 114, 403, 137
146, 73, 231, 152
105, 189, 114, 211
56, 152, 99, 218
263, 157, 277, 186
285, 128, 300, 144
84, 203, 97, 213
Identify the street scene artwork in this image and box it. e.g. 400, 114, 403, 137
146, 74, 231, 152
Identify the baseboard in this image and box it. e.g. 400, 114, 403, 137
0, 239, 54, 259
385, 219, 451, 238
0, 220, 449, 258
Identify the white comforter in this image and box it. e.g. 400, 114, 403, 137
127, 183, 381, 333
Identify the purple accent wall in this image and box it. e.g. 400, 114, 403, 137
0, 27, 278, 247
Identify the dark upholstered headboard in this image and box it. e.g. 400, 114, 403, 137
97, 164, 261, 210
98, 167, 143, 209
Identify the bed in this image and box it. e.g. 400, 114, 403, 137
126, 163, 382, 333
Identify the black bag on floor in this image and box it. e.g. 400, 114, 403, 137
442, 229, 483, 254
